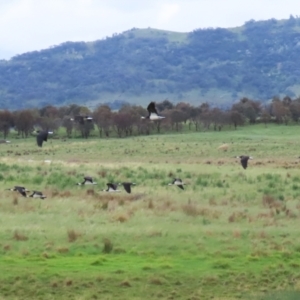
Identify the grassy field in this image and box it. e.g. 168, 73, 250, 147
1, 124, 300, 299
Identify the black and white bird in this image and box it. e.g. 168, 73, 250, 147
103, 183, 120, 192
28, 191, 47, 199
236, 155, 253, 169
118, 182, 136, 194
76, 176, 97, 185
7, 186, 30, 197
70, 115, 93, 125
141, 102, 165, 120
0, 140, 10, 144
36, 130, 53, 147
168, 178, 186, 190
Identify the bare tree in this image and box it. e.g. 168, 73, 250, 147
230, 110, 244, 129
271, 97, 290, 125
260, 109, 271, 127
189, 107, 201, 131
14, 110, 36, 137
290, 98, 300, 122
170, 109, 186, 131
0, 110, 14, 138
231, 97, 261, 124
62, 117, 74, 137
93, 105, 113, 137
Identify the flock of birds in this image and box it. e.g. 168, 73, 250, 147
7, 186, 46, 199
4, 102, 254, 200
5, 177, 187, 200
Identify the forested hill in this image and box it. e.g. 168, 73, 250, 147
1, 16, 300, 110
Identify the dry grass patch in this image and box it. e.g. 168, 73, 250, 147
232, 230, 241, 238
182, 201, 199, 217
113, 213, 130, 223
65, 279, 73, 286
3, 244, 11, 251
12, 196, 18, 205
60, 190, 72, 198
209, 198, 217, 206
149, 277, 164, 285
148, 199, 154, 209
103, 238, 113, 253
217, 144, 229, 151
13, 230, 28, 241
86, 189, 95, 196
57, 247, 69, 253
67, 229, 81, 242
120, 280, 131, 287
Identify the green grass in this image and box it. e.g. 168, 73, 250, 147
1, 124, 300, 299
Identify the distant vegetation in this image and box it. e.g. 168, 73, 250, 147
1, 96, 299, 140
1, 16, 300, 109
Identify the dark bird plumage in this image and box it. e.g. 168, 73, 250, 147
141, 102, 165, 120
103, 183, 120, 192
236, 155, 253, 169
7, 186, 29, 197
36, 130, 53, 147
76, 176, 97, 185
118, 182, 136, 194
29, 191, 47, 199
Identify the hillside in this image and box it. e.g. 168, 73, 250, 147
1, 16, 300, 109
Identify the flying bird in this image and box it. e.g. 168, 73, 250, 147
103, 183, 121, 192
118, 182, 136, 194
168, 178, 186, 190
7, 186, 30, 197
141, 102, 165, 120
236, 155, 253, 169
36, 130, 53, 147
70, 115, 93, 124
28, 191, 47, 199
76, 176, 97, 185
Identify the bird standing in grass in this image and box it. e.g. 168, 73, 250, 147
141, 102, 165, 120
76, 176, 97, 185
118, 182, 136, 194
168, 178, 186, 190
103, 183, 120, 192
236, 155, 253, 169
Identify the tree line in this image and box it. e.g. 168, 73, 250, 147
0, 96, 300, 140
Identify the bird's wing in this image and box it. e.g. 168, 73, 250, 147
37, 131, 48, 147
15, 186, 25, 190
84, 176, 93, 183
147, 102, 158, 114
177, 185, 184, 190
241, 157, 248, 169
36, 135, 44, 147
18, 189, 27, 197
122, 183, 131, 194
107, 183, 117, 190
